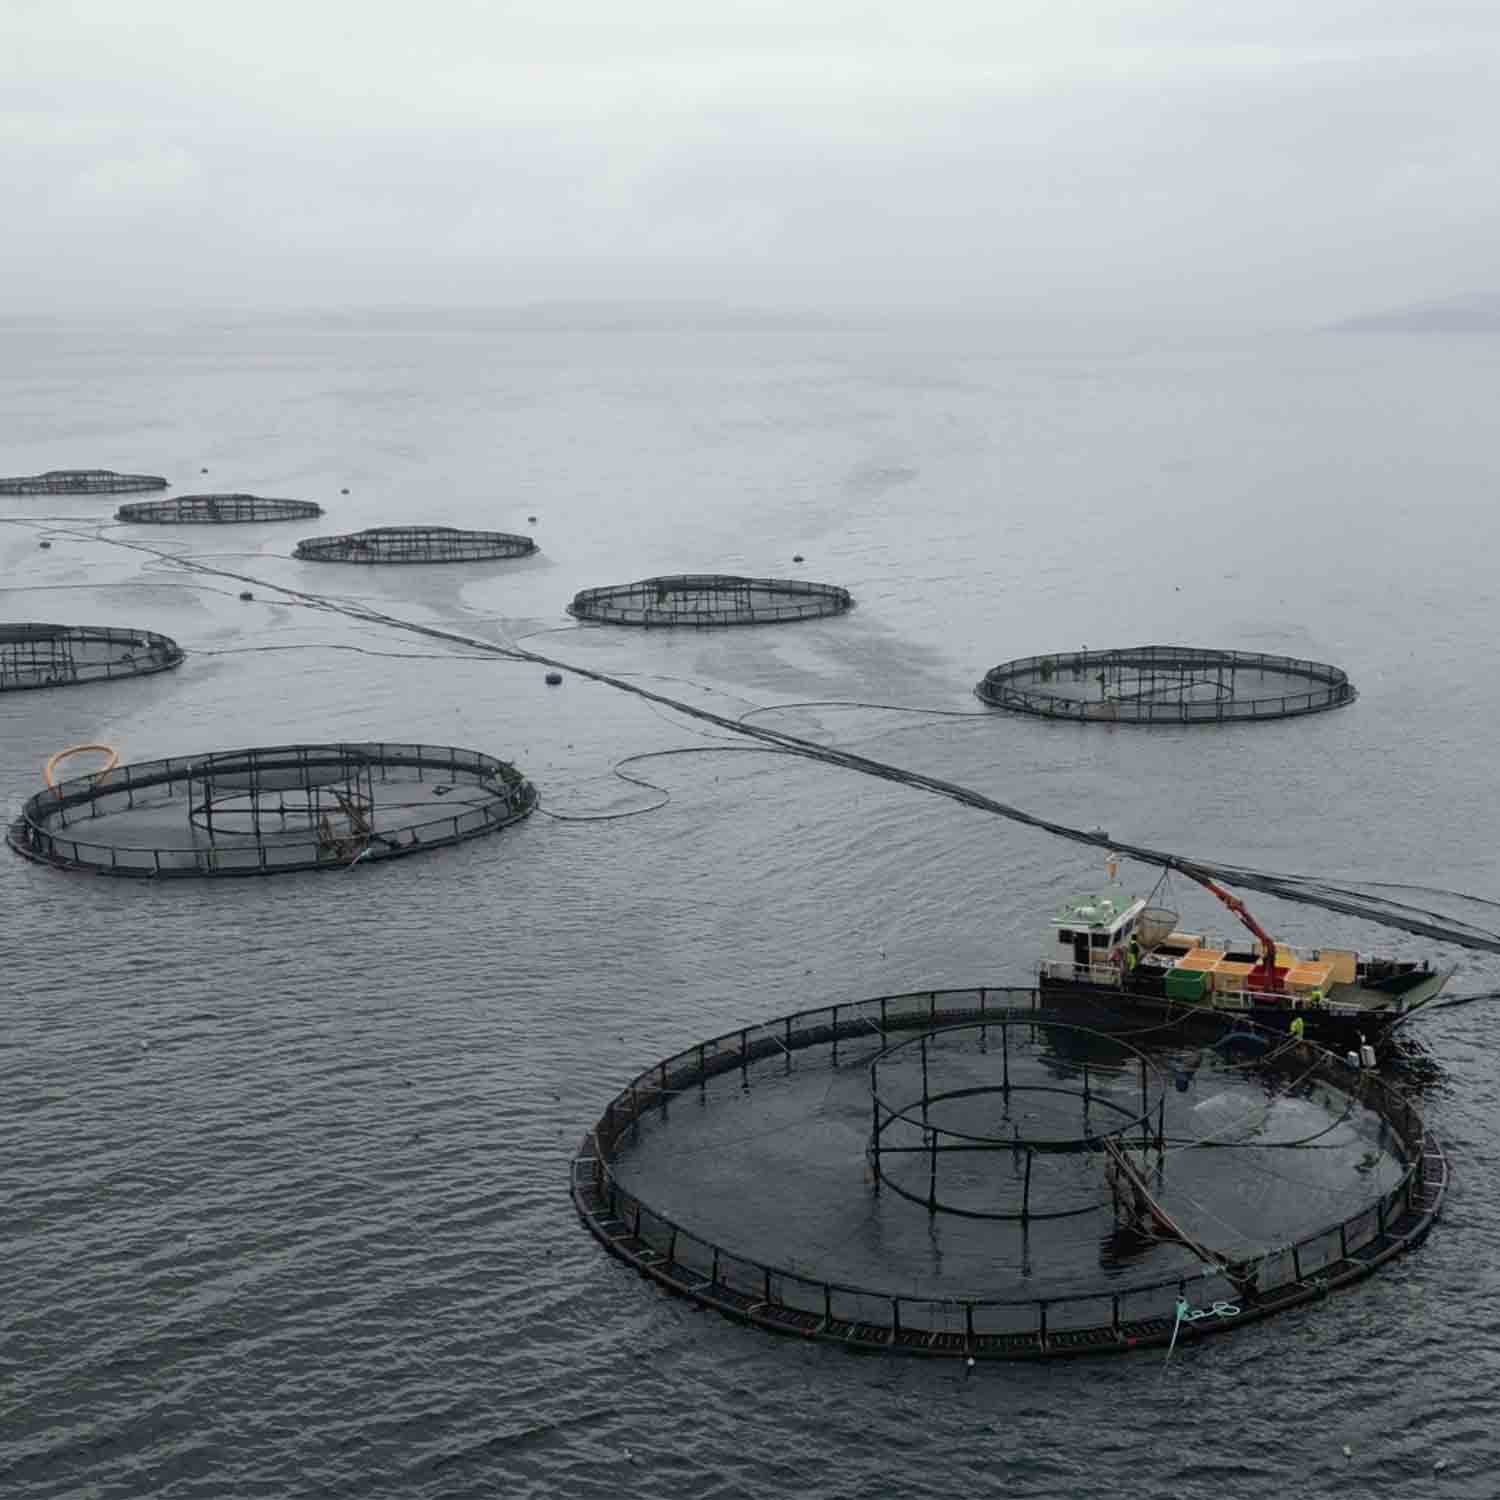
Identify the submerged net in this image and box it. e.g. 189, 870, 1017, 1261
117, 494, 323, 524
0, 623, 184, 693
294, 527, 536, 564
7, 741, 536, 877
976, 646, 1357, 724
0, 469, 168, 495
568, 574, 853, 626
573, 989, 1445, 1360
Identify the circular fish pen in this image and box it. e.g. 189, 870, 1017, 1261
7, 741, 536, 877
568, 574, 853, 627
293, 527, 536, 564
0, 469, 168, 495
573, 988, 1445, 1361
116, 494, 324, 524
0, 624, 184, 693
975, 647, 1356, 724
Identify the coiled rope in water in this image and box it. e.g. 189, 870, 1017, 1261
44, 743, 118, 788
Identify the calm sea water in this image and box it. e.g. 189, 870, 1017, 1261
3, 319, 1499, 1498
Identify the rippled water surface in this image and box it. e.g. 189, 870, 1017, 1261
4, 321, 1500, 1497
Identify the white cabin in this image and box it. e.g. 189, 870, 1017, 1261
1046, 890, 1148, 983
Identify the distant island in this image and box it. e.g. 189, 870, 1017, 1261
254, 301, 850, 334
1332, 293, 1500, 334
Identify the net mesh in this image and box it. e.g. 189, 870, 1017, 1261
7, 741, 536, 877
0, 623, 184, 693
569, 574, 853, 627
294, 527, 536, 563
976, 646, 1357, 724
117, 494, 323, 524
572, 990, 1443, 1361
0, 469, 168, 495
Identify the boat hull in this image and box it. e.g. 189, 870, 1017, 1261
1037, 970, 1446, 1056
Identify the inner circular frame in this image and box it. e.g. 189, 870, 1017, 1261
868, 1019, 1167, 1222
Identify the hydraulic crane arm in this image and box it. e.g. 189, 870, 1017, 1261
1186, 872, 1280, 978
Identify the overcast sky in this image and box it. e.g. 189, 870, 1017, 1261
5, 0, 1498, 325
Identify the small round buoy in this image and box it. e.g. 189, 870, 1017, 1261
39, 540, 51, 549
793, 553, 804, 563
340, 487, 350, 495
545, 671, 563, 686
528, 515, 538, 524
238, 590, 254, 602
200, 466, 209, 474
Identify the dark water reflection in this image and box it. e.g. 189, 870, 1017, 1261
3, 325, 1499, 1496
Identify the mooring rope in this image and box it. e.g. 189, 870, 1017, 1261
12, 517, 1500, 959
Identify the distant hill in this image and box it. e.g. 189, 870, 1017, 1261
1333, 294, 1500, 333
254, 301, 848, 334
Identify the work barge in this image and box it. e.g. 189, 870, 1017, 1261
1037, 869, 1448, 1055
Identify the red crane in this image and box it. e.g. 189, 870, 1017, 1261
1186, 872, 1283, 991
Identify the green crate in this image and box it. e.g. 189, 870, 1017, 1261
1165, 968, 1207, 1002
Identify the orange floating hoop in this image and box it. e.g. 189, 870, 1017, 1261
45, 743, 119, 788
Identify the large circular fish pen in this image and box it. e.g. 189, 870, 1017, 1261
0, 624, 184, 693
568, 574, 853, 627
294, 527, 536, 564
116, 494, 324, 524
0, 469, 168, 495
6, 741, 536, 877
573, 988, 1445, 1360
975, 647, 1357, 724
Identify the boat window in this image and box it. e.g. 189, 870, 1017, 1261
1057, 928, 1075, 942
1091, 932, 1111, 948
